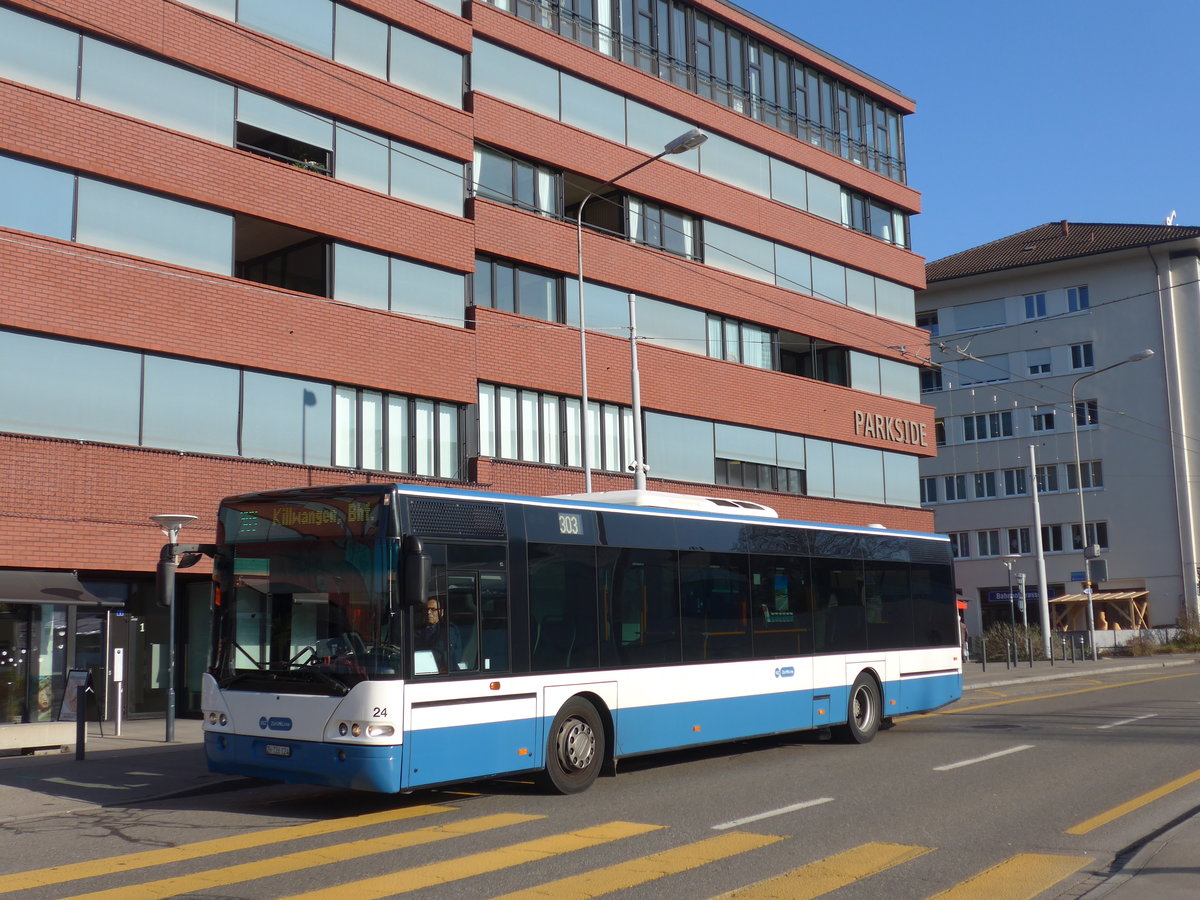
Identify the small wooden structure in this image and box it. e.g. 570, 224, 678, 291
1049, 590, 1150, 631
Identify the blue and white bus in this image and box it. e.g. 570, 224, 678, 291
202, 483, 961, 794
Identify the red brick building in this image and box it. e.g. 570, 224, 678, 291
0, 0, 929, 722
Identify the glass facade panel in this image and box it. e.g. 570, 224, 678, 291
414, 399, 435, 474
391, 258, 465, 325
806, 173, 842, 221
560, 75, 626, 143
333, 4, 388, 79
239, 0, 333, 57
776, 433, 805, 470
241, 372, 331, 465
845, 268, 876, 314
644, 412, 713, 483
768, 157, 807, 210
0, 332, 140, 445
875, 278, 915, 325
774, 244, 812, 294
883, 452, 919, 507
76, 178, 233, 274
437, 402, 458, 477
699, 133, 769, 196
237, 90, 333, 149
332, 243, 390, 310
388, 395, 409, 472
811, 256, 847, 305
361, 391, 384, 470
0, 153, 74, 240
541, 395, 561, 464
472, 41, 559, 119
834, 444, 884, 503
81, 39, 234, 145
389, 28, 464, 108
142, 356, 239, 455
805, 438, 834, 497
715, 423, 775, 465
703, 220, 774, 282
625, 101, 698, 171
849, 351, 881, 394
390, 142, 463, 215
637, 296, 706, 354
334, 124, 389, 193
334, 386, 357, 466
0, 8, 79, 97
879, 358, 919, 402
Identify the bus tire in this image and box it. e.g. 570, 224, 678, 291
836, 672, 881, 744
540, 697, 604, 794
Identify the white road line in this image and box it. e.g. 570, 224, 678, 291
934, 744, 1034, 772
712, 797, 834, 830
1098, 713, 1158, 730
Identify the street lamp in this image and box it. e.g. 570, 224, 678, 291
151, 513, 196, 743
575, 128, 707, 492
1070, 348, 1154, 660
1002, 554, 1019, 664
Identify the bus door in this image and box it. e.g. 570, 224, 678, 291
407, 554, 535, 788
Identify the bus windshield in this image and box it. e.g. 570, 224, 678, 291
212, 493, 400, 694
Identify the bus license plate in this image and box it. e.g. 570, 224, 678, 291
265, 743, 291, 758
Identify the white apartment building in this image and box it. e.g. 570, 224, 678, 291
918, 221, 1200, 636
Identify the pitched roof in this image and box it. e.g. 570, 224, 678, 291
926, 221, 1200, 283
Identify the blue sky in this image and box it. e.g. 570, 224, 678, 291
737, 0, 1199, 263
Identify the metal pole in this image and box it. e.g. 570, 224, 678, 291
166, 578, 176, 743
1029, 444, 1051, 657
627, 292, 647, 492
1070, 376, 1097, 661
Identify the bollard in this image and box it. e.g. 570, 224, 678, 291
1027, 637, 1034, 668
980, 635, 987, 673
75, 685, 86, 761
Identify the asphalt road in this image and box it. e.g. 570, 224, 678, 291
2, 666, 1198, 899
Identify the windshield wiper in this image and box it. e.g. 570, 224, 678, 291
292, 664, 351, 695
223, 666, 350, 696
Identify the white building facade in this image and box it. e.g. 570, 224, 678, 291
918, 222, 1200, 636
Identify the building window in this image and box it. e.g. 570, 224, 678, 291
1003, 468, 1028, 496
935, 418, 946, 446
479, 384, 632, 474
1031, 410, 1055, 432
976, 530, 1000, 557
916, 310, 939, 336
943, 474, 966, 501
1008, 527, 1031, 555
920, 368, 943, 393
1067, 285, 1090, 311
628, 197, 697, 258
1067, 461, 1104, 490
920, 477, 938, 504
1024, 292, 1047, 319
707, 316, 775, 368
1042, 524, 1064, 552
473, 145, 559, 216
474, 256, 563, 322
949, 532, 970, 558
1072, 522, 1109, 551
1075, 399, 1099, 427
974, 471, 997, 499
334, 387, 460, 479
1070, 343, 1094, 370
1036, 464, 1059, 493
1027, 349, 1051, 375
963, 411, 1013, 442
715, 458, 806, 494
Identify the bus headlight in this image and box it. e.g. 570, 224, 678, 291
350, 723, 362, 737
338, 722, 348, 736
366, 725, 394, 738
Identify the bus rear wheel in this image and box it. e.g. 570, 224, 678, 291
540, 697, 604, 794
836, 673, 881, 744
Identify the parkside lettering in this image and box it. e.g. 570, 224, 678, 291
854, 410, 928, 447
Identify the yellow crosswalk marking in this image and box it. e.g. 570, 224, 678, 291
1067, 768, 1200, 835
278, 820, 664, 900
926, 853, 1092, 899
5, 804, 452, 893
58, 813, 541, 900
717, 841, 932, 899
490, 830, 784, 899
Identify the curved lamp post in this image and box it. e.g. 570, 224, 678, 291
1070, 349, 1154, 660
151, 514, 196, 742
575, 128, 707, 492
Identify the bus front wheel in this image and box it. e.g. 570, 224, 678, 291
540, 697, 604, 794
836, 673, 881, 744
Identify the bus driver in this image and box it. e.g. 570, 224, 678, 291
415, 597, 461, 673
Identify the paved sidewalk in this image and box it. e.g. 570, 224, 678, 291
0, 655, 1197, 898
